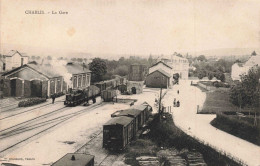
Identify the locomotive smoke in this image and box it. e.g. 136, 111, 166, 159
49, 57, 72, 88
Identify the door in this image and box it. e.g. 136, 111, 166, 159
31, 80, 42, 97
131, 87, 136, 94
10, 79, 16, 96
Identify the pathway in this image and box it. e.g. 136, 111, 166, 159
162, 80, 260, 166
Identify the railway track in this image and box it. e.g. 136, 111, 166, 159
0, 101, 62, 120
0, 102, 105, 155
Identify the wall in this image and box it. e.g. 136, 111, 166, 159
146, 71, 168, 88
72, 73, 91, 89
3, 79, 11, 97
197, 82, 230, 92
127, 81, 144, 94
128, 65, 147, 81
24, 80, 31, 97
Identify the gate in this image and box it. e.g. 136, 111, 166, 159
31, 80, 42, 97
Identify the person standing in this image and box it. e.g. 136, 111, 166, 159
51, 93, 56, 104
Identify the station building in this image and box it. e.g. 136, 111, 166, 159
146, 61, 172, 88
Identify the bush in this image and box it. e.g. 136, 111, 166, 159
18, 97, 47, 107
211, 113, 260, 146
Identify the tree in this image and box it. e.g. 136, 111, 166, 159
89, 58, 107, 83
197, 55, 207, 61
207, 72, 214, 80
114, 65, 128, 76
230, 67, 260, 118
148, 55, 155, 67
251, 51, 257, 56
198, 69, 207, 79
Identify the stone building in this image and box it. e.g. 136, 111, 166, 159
128, 64, 148, 81
2, 64, 64, 98
159, 54, 189, 79
146, 69, 171, 88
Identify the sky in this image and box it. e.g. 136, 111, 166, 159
1, 0, 260, 57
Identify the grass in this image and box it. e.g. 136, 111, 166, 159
200, 90, 253, 114
211, 113, 260, 146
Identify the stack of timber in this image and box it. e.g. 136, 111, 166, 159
157, 149, 186, 166
136, 156, 160, 166
187, 152, 207, 166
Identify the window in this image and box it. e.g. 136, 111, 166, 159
78, 75, 82, 87
87, 75, 90, 85
73, 76, 77, 88
3, 63, 5, 71
83, 75, 86, 86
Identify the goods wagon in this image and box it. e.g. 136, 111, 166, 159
101, 89, 117, 102
52, 153, 94, 166
103, 116, 134, 150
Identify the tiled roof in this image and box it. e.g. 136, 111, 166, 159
150, 61, 172, 69
2, 64, 61, 78
147, 68, 171, 78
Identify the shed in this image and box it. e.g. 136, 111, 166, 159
126, 81, 144, 94
145, 69, 171, 88
52, 153, 94, 166
2, 64, 64, 98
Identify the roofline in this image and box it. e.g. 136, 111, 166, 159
5, 50, 28, 57
2, 64, 63, 79
147, 69, 171, 78
150, 61, 172, 69
2, 65, 50, 79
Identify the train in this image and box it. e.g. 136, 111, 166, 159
64, 85, 100, 106
64, 76, 127, 106
103, 103, 152, 151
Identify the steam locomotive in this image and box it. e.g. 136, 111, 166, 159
64, 76, 126, 106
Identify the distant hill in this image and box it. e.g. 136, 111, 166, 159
194, 47, 260, 57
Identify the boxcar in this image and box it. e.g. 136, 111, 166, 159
119, 104, 149, 127
52, 153, 94, 166
103, 116, 134, 150
101, 89, 117, 102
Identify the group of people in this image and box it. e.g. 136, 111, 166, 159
173, 89, 180, 107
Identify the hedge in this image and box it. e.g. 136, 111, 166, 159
18, 97, 47, 107
211, 113, 260, 146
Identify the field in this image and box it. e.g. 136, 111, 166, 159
199, 90, 252, 114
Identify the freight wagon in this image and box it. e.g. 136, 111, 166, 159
104, 103, 152, 150
103, 116, 135, 150
101, 89, 117, 102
